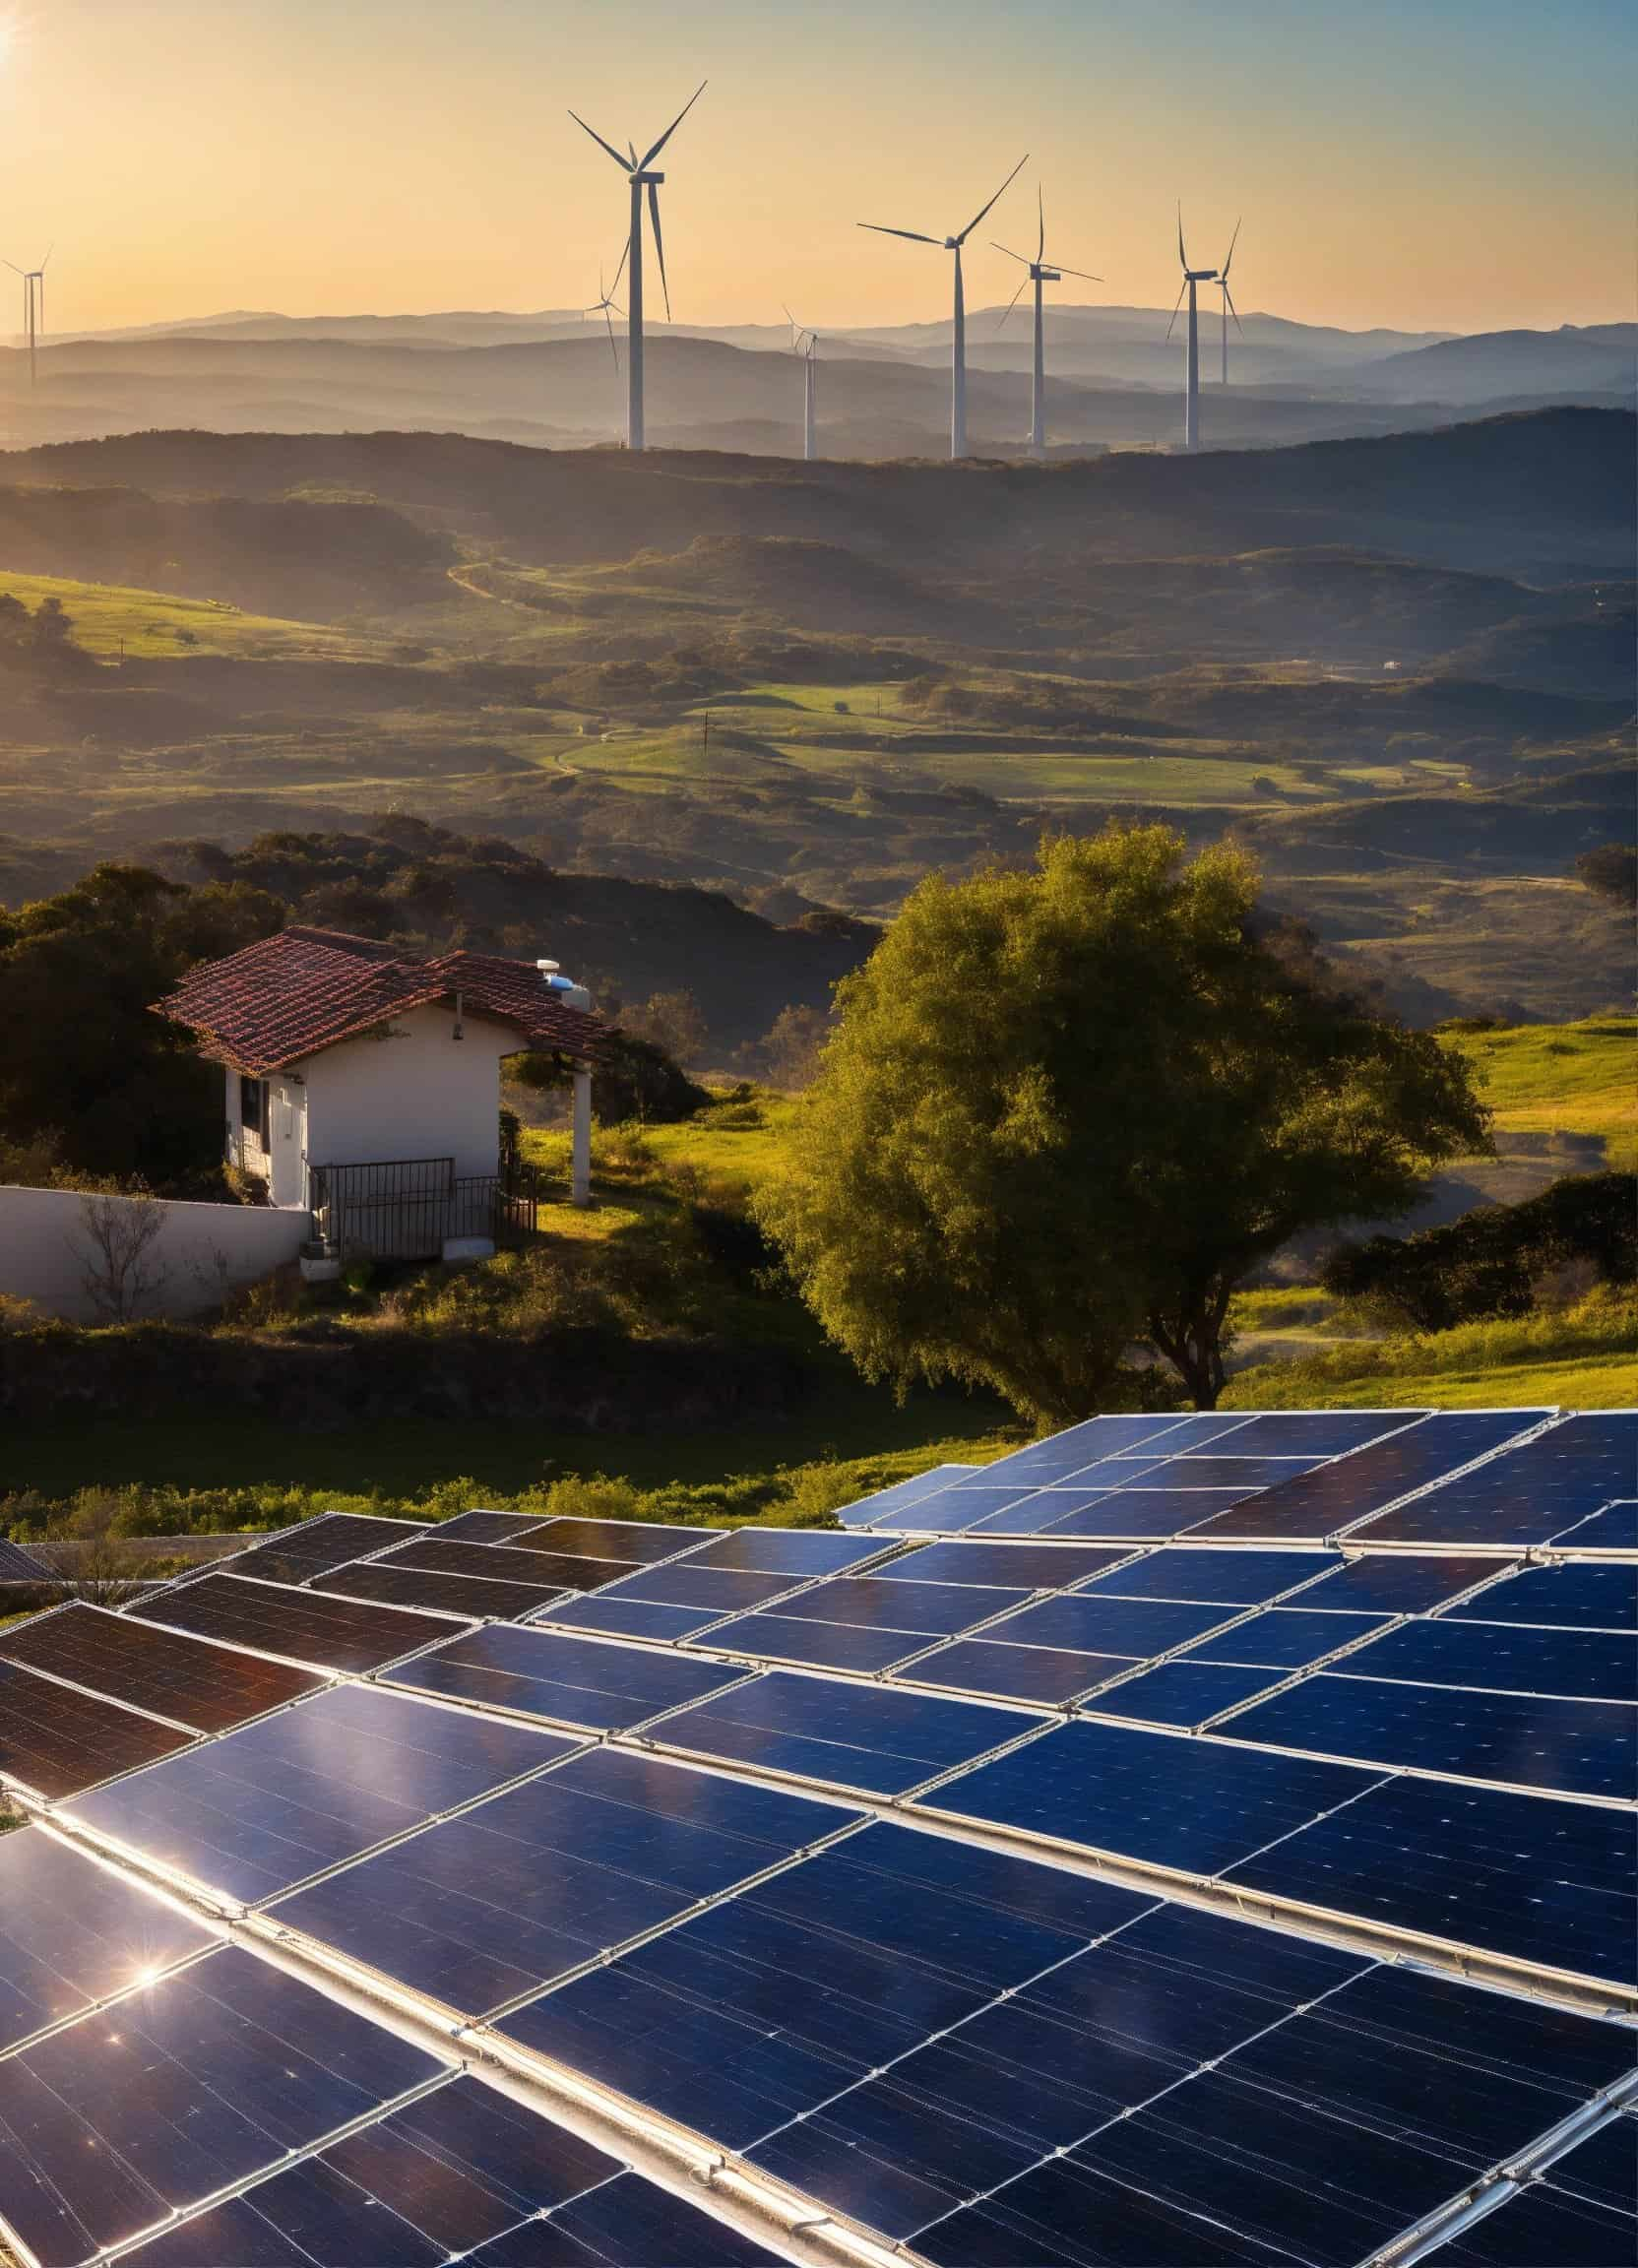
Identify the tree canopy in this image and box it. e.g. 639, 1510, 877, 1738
757, 825, 1489, 1418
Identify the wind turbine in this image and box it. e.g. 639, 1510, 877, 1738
859, 156, 1028, 460
567, 83, 705, 450
1166, 210, 1218, 452
7, 250, 49, 389
784, 305, 818, 462
993, 189, 1101, 459
1217, 220, 1242, 385
584, 246, 628, 372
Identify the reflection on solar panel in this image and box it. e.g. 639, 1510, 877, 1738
1181, 1604, 1394, 1668
1337, 1614, 1637, 1701
378, 1536, 644, 1592
974, 1591, 1237, 1659
66, 1682, 574, 1904
432, 1509, 561, 1544
230, 1510, 426, 1579
0, 1945, 447, 2267
701, 1574, 1036, 1675
1074, 1544, 1337, 1605
979, 1485, 1259, 1540
684, 1527, 895, 1576
1192, 1410, 1551, 1540
901, 1635, 1132, 1705
543, 1560, 803, 1637
311, 1556, 565, 1621
1432, 2113, 1638, 2265
273, 1746, 855, 2017
0, 1827, 216, 2054
132, 1570, 456, 1671
0, 1657, 195, 1798
1557, 1499, 1638, 1552
1290, 1550, 1505, 1612
832, 1463, 982, 1527
0, 1602, 322, 1732
1448, 1560, 1638, 1630
476, 2171, 790, 2267
527, 1516, 718, 1565
1360, 1414, 1638, 1545
534, 1594, 731, 1644
880, 1540, 1127, 1588
387, 1624, 752, 1732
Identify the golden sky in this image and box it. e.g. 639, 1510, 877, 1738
0, 0, 1631, 337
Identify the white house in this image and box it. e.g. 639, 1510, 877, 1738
155, 925, 609, 1260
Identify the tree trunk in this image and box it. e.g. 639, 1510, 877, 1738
1149, 1288, 1232, 1410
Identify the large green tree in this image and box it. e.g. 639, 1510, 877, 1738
757, 826, 1489, 1417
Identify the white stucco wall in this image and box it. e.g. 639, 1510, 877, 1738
0, 1185, 311, 1323
224, 1067, 306, 1206
299, 1002, 511, 1181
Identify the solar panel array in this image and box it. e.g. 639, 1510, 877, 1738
0, 1405, 1631, 2267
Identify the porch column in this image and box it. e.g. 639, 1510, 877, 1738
571, 1067, 592, 1209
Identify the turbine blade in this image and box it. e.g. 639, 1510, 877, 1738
604, 305, 619, 369
1222, 217, 1241, 277
858, 222, 942, 244
611, 234, 631, 295
649, 181, 671, 319
568, 108, 636, 170
995, 275, 1029, 334
1054, 265, 1103, 283
1177, 203, 1187, 271
1165, 276, 1187, 342
957, 152, 1028, 243
1225, 283, 1243, 335
640, 78, 707, 169
989, 241, 1029, 264
1037, 184, 1045, 263
2, 261, 24, 277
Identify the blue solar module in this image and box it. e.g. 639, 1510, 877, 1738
1128, 1455, 1321, 1489
698, 1611, 927, 1673
1220, 1672, 1636, 1800
959, 1488, 1118, 1537
272, 1746, 855, 2017
683, 1528, 894, 1576
1290, 1551, 1507, 1612
960, 1415, 1195, 1488
1227, 1772, 1637, 1984
1448, 1560, 1638, 1630
1075, 1546, 1338, 1606
386, 1625, 754, 1732
0, 1945, 446, 2268
1085, 1660, 1286, 1728
750, 1903, 1367, 2242
499, 1821, 1151, 2153
652, 1669, 1033, 1795
118, 2073, 619, 2267
1337, 1615, 1637, 1702
430, 1510, 559, 1544
466, 2173, 790, 2267
0, 1827, 216, 2056
1027, 1487, 1262, 1539
567, 1562, 802, 1614
1191, 1411, 1552, 1541
977, 1592, 1238, 1658
535, 1594, 728, 1643
1182, 1606, 1394, 1670
1202, 1411, 1422, 1458
526, 1517, 716, 1566
874, 1484, 1036, 1533
898, 1637, 1132, 1706
1360, 1414, 1638, 1545
745, 1572, 1030, 1635
66, 1683, 574, 1906
832, 1464, 980, 1528
925, 1715, 1383, 1875
1555, 1499, 1638, 1552
878, 1540, 1127, 1588
1434, 2116, 1638, 2265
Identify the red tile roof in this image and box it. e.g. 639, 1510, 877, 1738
153, 925, 611, 1074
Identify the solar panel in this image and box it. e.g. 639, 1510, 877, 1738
526, 1517, 718, 1565
1210, 1411, 1424, 1457
998, 1485, 1261, 1540
272, 1746, 855, 2018
683, 1527, 896, 1576
0, 1657, 195, 1799
132, 1571, 457, 1671
1359, 1414, 1638, 1545
877, 1540, 1128, 1588
1431, 2114, 1638, 2265
498, 1820, 1152, 2152
386, 1624, 753, 1732
230, 1511, 427, 1579
1556, 1499, 1638, 1552
1447, 1560, 1638, 1630
899, 1636, 1133, 1705
1074, 1545, 1338, 1606
0, 1603, 323, 1732
830, 1464, 981, 1529
481, 2172, 793, 2267
1226, 1772, 1636, 1985
0, 1944, 447, 2267
875, 1484, 1040, 1534
1181, 1605, 1395, 1669
432, 1510, 562, 1544
534, 1594, 729, 1644
377, 1536, 644, 1592
310, 1556, 565, 1621
0, 1538, 50, 1582
1288, 1550, 1507, 1612
551, 1561, 804, 1620
651, 1670, 1035, 1796
1125, 1453, 1322, 1489
972, 1591, 1239, 1659
924, 1714, 1384, 1876
1085, 1659, 1286, 1728
698, 1575, 1036, 1675
0, 1827, 216, 2055
66, 1683, 574, 1906
1190, 1410, 1552, 1541
1335, 1614, 1637, 1701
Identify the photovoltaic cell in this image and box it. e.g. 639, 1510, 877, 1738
683, 1528, 894, 1576
741, 1573, 1029, 1637
563, 1563, 800, 1614
0, 1827, 216, 2055
1190, 1411, 1552, 1541
1181, 1606, 1393, 1670
926, 1715, 1383, 1876
526, 1517, 717, 1565
1028, 1487, 1262, 1540
653, 1669, 1033, 1796
877, 1485, 1040, 1534
132, 1572, 457, 1672
66, 1682, 574, 1905
1201, 1411, 1420, 1458
229, 1512, 427, 1581
1075, 1546, 1338, 1606
879, 1541, 1128, 1589
1359, 1414, 1638, 1545
831, 1464, 981, 1529
1337, 1614, 1637, 1701
310, 1557, 561, 1621
466, 2173, 790, 2267
1289, 1552, 1505, 1613
902, 1638, 1133, 1706
386, 1624, 752, 1732
0, 1657, 194, 1799
536, 1595, 728, 1644
0, 1944, 446, 2268
377, 1536, 643, 1593
977, 1592, 1236, 1659
1227, 1771, 1637, 1984
431, 1510, 562, 1544
1126, 1455, 1320, 1489
116, 2073, 619, 2268
1447, 1561, 1638, 1631
1220, 1672, 1636, 1800
0, 1603, 323, 1733
1085, 1660, 1285, 1729
1555, 1499, 1638, 1552
1435, 2116, 1638, 2265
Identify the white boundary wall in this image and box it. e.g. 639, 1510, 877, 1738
0, 1185, 309, 1323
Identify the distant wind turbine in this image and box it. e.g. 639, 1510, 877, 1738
859, 156, 1028, 460
567, 83, 706, 450
784, 305, 818, 462
993, 189, 1101, 459
1218, 220, 1242, 385
7, 249, 49, 389
584, 246, 629, 371
1166, 209, 1219, 453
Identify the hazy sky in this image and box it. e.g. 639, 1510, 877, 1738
0, 0, 1631, 336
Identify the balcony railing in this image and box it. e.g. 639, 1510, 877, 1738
306, 1156, 539, 1262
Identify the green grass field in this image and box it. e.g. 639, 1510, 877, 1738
0, 572, 371, 660
1458, 1014, 1637, 1169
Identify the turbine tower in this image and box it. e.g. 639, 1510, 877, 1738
859, 155, 1028, 460
1166, 209, 1219, 453
567, 83, 705, 451
784, 306, 818, 462
1218, 220, 1242, 385
993, 189, 1101, 459
8, 251, 49, 389
584, 247, 628, 372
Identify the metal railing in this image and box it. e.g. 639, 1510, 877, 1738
306, 1157, 538, 1262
